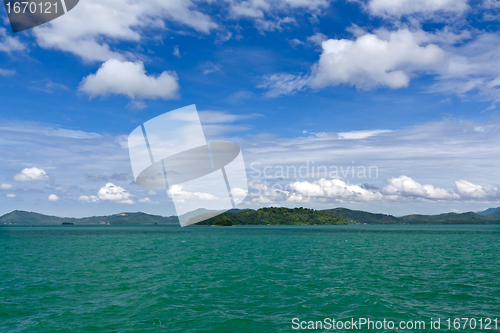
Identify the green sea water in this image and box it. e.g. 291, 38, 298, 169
1, 225, 499, 332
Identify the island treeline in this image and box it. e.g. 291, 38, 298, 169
193, 207, 348, 226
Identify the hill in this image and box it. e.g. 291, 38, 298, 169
477, 207, 500, 216
324, 208, 500, 225
0, 210, 178, 225
324, 208, 400, 224
399, 212, 495, 224
194, 207, 348, 225
3, 207, 500, 226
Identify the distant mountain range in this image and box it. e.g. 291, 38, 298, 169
0, 210, 179, 225
2, 207, 500, 226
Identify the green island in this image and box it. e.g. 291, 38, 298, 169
194, 207, 348, 225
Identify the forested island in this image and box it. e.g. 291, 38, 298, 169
194, 207, 349, 225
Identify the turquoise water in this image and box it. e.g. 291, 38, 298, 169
1, 225, 499, 332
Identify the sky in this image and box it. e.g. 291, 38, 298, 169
1, 0, 500, 218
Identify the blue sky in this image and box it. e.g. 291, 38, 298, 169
2, 0, 500, 218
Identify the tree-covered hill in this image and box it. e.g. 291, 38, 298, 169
324, 208, 400, 224
194, 207, 348, 225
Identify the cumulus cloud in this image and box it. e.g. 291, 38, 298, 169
261, 29, 445, 96
261, 26, 500, 105
250, 176, 500, 204
32, 0, 217, 62
3, 117, 500, 215
48, 194, 59, 202
14, 167, 50, 182
289, 178, 383, 202
454, 180, 499, 199
98, 183, 135, 204
6, 194, 16, 198
365, 0, 469, 18
382, 176, 459, 199
311, 29, 445, 89
1, 184, 13, 190
78, 195, 99, 203
79, 59, 179, 100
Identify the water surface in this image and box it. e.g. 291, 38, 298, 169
1, 225, 499, 332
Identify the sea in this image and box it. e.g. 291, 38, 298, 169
1, 225, 499, 332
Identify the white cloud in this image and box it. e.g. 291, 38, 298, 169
307, 32, 328, 46
259, 73, 309, 97
261, 29, 445, 95
48, 194, 59, 202
311, 29, 445, 90
14, 167, 50, 182
382, 176, 459, 199
225, 0, 331, 32
228, 0, 330, 19
0, 27, 26, 53
0, 68, 15, 76
288, 38, 304, 47
1, 184, 13, 190
366, 0, 469, 18
289, 178, 383, 202
79, 59, 179, 100
139, 197, 159, 204
78, 195, 100, 203
3, 117, 500, 216
431, 33, 500, 105
6, 194, 16, 198
167, 184, 218, 202
249, 176, 500, 205
483, 0, 500, 9
173, 45, 180, 58
255, 16, 296, 32
126, 101, 148, 110
33, 0, 217, 62
258, 28, 500, 106
98, 183, 135, 204
454, 180, 499, 199
199, 61, 222, 75
240, 118, 500, 213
